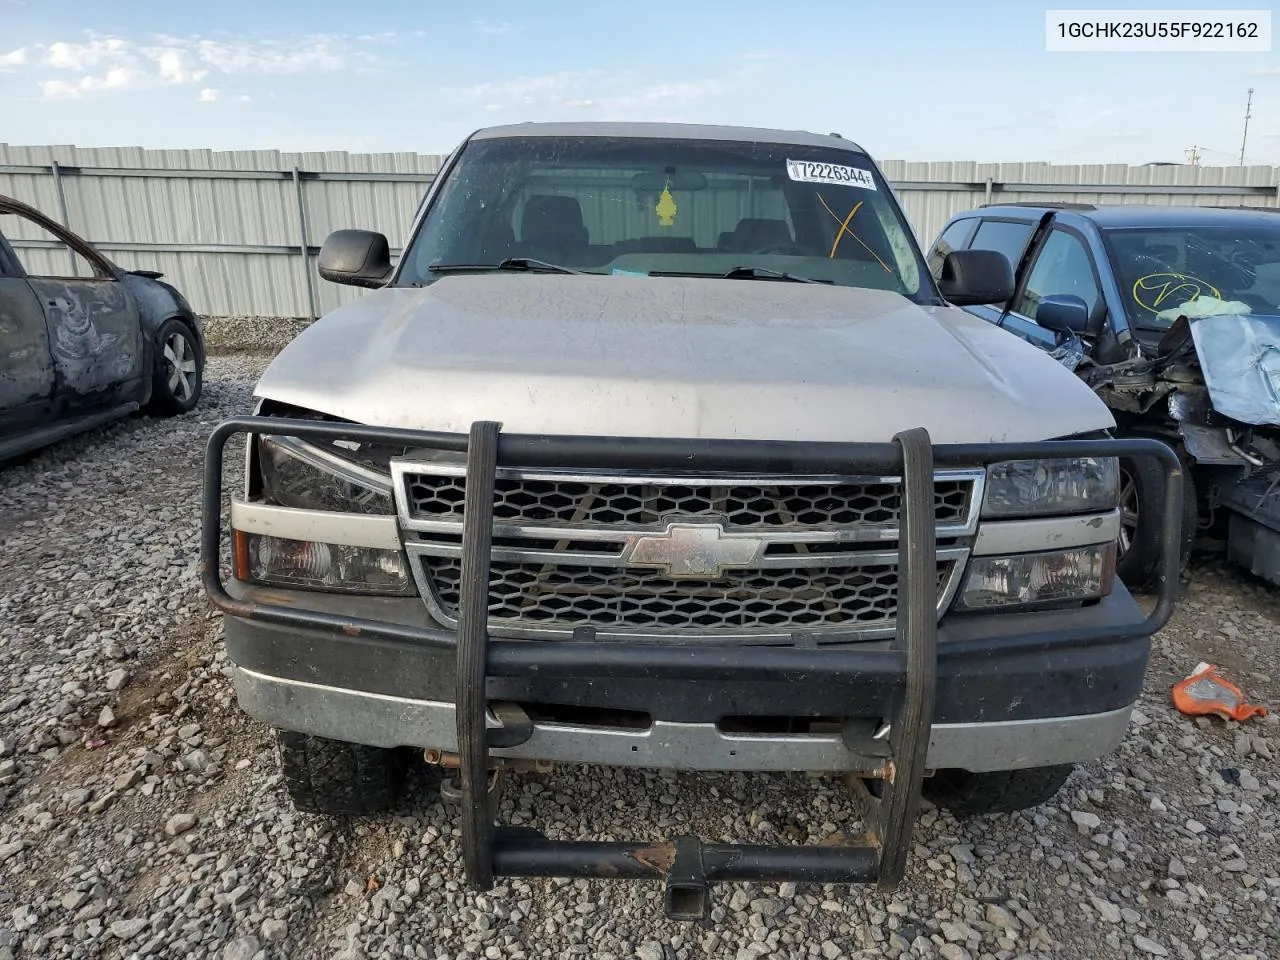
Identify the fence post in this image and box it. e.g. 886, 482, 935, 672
292, 167, 319, 321
984, 177, 993, 205
49, 160, 79, 277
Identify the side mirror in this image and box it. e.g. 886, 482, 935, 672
937, 250, 1015, 306
1035, 294, 1089, 334
318, 229, 392, 289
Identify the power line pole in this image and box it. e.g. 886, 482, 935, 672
1185, 144, 1202, 166
1239, 87, 1254, 166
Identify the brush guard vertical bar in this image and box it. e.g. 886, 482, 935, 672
452, 425, 938, 919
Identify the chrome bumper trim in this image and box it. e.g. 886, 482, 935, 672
230, 500, 401, 550
232, 666, 1133, 774
973, 509, 1121, 556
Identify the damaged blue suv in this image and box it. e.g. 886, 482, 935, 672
929, 202, 1280, 589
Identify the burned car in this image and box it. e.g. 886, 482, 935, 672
0, 194, 204, 462
929, 203, 1280, 588
201, 124, 1182, 917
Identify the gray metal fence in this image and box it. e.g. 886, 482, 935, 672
0, 144, 442, 318
2, 143, 1277, 319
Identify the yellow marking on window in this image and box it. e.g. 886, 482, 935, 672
827, 200, 864, 259
816, 194, 892, 273
1131, 272, 1220, 315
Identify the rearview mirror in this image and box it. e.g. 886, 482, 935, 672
1035, 294, 1089, 334
318, 229, 393, 288
937, 250, 1014, 306
631, 170, 708, 193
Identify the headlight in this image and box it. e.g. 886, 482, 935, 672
235, 532, 415, 596
955, 544, 1115, 611
982, 457, 1119, 518
259, 435, 394, 514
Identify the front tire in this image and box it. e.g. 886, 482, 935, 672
148, 318, 203, 416
278, 730, 407, 815
925, 765, 1074, 817
1116, 444, 1196, 593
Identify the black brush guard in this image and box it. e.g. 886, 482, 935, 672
201, 417, 1183, 920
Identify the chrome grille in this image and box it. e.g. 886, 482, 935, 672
393, 462, 982, 641
404, 474, 972, 529
419, 555, 957, 634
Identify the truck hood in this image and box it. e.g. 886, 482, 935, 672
1189, 310, 1280, 427
256, 275, 1113, 443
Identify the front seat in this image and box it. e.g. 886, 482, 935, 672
724, 218, 794, 253
520, 196, 589, 264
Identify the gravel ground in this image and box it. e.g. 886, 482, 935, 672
201, 317, 313, 355
0, 348, 1277, 960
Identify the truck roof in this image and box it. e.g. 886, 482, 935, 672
470, 121, 867, 154
977, 202, 1280, 229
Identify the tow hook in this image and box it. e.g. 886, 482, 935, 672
425, 749, 555, 805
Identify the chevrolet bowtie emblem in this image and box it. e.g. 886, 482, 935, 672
623, 522, 764, 579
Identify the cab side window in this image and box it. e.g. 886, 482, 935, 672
927, 218, 976, 279
968, 220, 1035, 286
1014, 229, 1101, 322
0, 212, 104, 280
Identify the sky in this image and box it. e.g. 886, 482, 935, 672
0, 0, 1278, 166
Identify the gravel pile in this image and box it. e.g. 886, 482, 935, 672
0, 355, 1277, 960
202, 316, 313, 355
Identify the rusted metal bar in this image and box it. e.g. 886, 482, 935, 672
0, 163, 436, 184
490, 829, 880, 885
48, 160, 79, 277
291, 167, 319, 321
875, 427, 937, 888
423, 749, 553, 773
456, 420, 502, 890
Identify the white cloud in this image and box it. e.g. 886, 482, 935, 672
448, 67, 739, 121
151, 47, 207, 84
43, 36, 131, 70
36, 66, 147, 99
237, 92, 252, 102
474, 20, 514, 35
448, 72, 594, 112
16, 31, 358, 99
566, 79, 728, 115
193, 36, 344, 75
39, 78, 80, 99
90, 66, 147, 91
199, 87, 219, 102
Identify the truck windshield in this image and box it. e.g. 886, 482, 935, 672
1104, 224, 1280, 329
397, 136, 928, 299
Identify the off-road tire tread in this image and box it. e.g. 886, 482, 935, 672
278, 730, 404, 815
925, 764, 1074, 816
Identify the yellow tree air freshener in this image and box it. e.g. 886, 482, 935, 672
655, 180, 677, 227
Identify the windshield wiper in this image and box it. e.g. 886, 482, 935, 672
427, 258, 581, 275
723, 265, 830, 284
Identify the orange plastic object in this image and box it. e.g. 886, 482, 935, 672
1172, 663, 1268, 722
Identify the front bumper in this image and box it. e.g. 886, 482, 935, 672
223, 581, 1150, 773
232, 664, 1133, 774
202, 415, 1183, 917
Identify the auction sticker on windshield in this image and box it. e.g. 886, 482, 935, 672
786, 160, 877, 190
